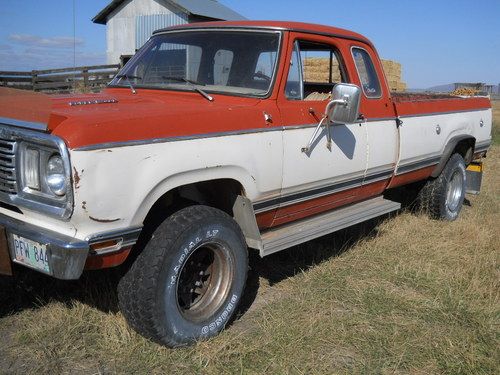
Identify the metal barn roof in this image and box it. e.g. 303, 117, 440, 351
92, 0, 246, 25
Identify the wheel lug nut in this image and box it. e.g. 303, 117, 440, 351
199, 271, 204, 275
195, 281, 202, 287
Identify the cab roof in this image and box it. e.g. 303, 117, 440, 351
152, 20, 373, 47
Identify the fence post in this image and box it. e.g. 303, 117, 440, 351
83, 67, 89, 91
31, 70, 37, 91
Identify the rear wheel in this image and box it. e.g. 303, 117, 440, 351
417, 153, 466, 221
118, 205, 248, 347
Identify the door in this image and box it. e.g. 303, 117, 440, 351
349, 46, 398, 194
274, 34, 368, 226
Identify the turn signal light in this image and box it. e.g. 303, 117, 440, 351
90, 239, 122, 253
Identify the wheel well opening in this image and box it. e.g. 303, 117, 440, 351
128, 179, 246, 262
175, 179, 245, 216
453, 138, 475, 165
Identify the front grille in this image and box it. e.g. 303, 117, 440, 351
0, 137, 17, 195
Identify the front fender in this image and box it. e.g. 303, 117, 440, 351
130, 165, 257, 224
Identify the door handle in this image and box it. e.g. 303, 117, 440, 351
308, 107, 321, 121
263, 111, 273, 124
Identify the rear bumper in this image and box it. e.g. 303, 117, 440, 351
0, 214, 88, 280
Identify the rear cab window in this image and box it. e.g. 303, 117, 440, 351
351, 47, 382, 98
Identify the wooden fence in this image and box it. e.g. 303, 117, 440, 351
0, 64, 121, 93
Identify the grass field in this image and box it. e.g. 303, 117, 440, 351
492, 99, 500, 144
0, 102, 499, 374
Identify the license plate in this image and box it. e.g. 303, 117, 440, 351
11, 234, 50, 274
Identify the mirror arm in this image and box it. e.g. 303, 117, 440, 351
301, 96, 349, 154
325, 119, 332, 152
327, 97, 348, 109
301, 116, 327, 153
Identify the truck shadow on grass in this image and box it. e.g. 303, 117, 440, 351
0, 215, 390, 323
236, 217, 383, 318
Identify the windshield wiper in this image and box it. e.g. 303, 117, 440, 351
115, 74, 141, 94
162, 76, 213, 102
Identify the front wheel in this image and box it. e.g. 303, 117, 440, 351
417, 153, 466, 221
118, 205, 248, 347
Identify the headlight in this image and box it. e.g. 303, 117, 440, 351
5, 127, 73, 220
46, 154, 67, 196
20, 148, 68, 197
18, 141, 72, 211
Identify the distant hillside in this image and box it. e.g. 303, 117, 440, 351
410, 83, 499, 94
426, 84, 455, 92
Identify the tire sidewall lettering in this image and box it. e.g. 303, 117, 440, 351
201, 294, 238, 335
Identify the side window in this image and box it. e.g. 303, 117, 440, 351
302, 50, 343, 85
352, 47, 381, 98
285, 40, 346, 101
285, 42, 303, 100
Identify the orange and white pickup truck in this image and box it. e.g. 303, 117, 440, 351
0, 21, 492, 346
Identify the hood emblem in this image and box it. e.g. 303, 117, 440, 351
69, 98, 118, 106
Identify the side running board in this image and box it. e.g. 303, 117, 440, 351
260, 196, 401, 257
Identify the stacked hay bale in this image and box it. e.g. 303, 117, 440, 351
303, 57, 342, 83
451, 87, 479, 96
302, 57, 407, 92
381, 60, 406, 92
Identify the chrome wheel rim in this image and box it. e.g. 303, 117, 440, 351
446, 170, 463, 212
176, 242, 234, 323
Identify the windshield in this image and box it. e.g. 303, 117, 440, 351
109, 30, 281, 97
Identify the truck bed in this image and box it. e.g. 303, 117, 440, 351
392, 92, 491, 116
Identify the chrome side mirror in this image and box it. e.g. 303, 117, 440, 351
301, 83, 362, 154
326, 83, 361, 124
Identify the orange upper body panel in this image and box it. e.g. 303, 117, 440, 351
48, 88, 273, 149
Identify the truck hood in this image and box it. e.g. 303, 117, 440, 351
0, 87, 52, 131
1, 87, 267, 150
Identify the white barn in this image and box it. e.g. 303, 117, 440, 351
93, 0, 246, 64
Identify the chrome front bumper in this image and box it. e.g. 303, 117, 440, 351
0, 214, 142, 280
0, 214, 88, 279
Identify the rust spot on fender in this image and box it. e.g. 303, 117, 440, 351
89, 216, 120, 223
73, 167, 80, 189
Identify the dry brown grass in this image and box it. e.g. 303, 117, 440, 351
0, 108, 499, 374
491, 100, 500, 144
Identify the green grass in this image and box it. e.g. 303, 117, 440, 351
491, 100, 500, 145
0, 110, 499, 374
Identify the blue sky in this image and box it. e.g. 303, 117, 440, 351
0, 0, 498, 89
